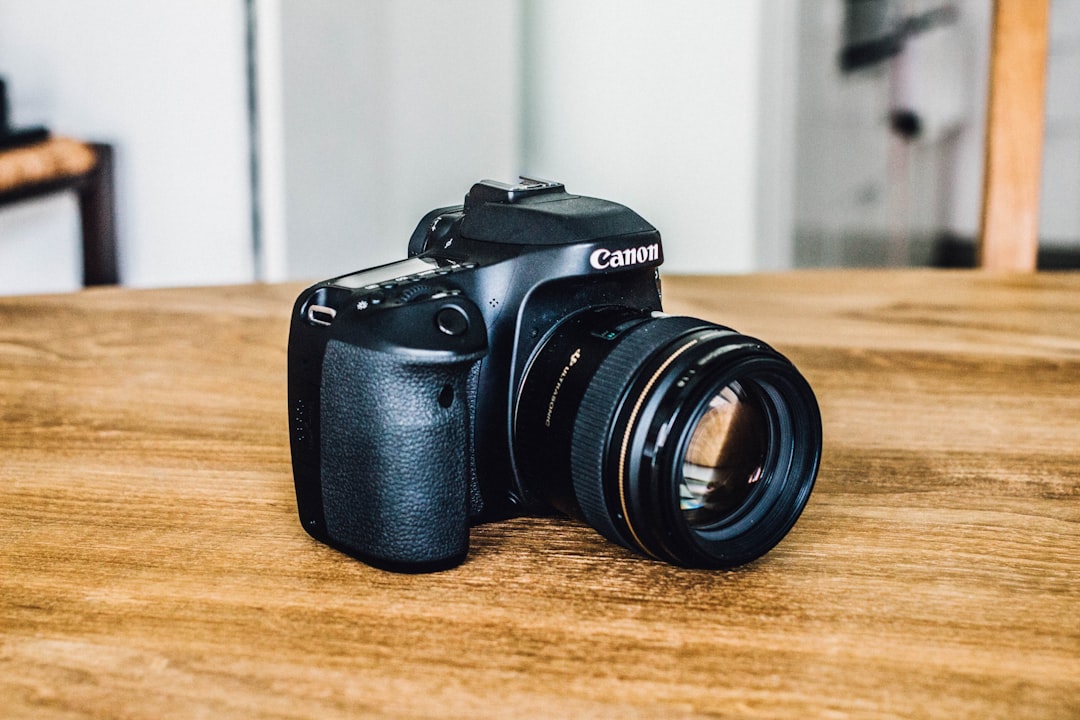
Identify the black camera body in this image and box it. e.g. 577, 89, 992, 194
288, 179, 821, 573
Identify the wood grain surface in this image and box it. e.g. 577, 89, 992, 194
1, 271, 1077, 719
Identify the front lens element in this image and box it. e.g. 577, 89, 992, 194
679, 382, 766, 528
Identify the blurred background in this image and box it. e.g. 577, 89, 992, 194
0, 0, 1077, 295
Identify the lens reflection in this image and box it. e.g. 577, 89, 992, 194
680, 381, 766, 528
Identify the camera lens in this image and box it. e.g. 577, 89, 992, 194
514, 308, 821, 569
679, 380, 766, 529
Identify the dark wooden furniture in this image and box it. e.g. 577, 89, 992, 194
0, 137, 118, 285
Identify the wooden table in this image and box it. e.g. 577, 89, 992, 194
2, 271, 1077, 719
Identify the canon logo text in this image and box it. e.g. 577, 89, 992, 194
589, 243, 660, 271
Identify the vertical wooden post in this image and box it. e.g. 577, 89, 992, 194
79, 144, 119, 286
978, 0, 1050, 271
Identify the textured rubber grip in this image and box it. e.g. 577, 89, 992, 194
319, 339, 477, 571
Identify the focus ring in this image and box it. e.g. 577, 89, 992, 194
569, 316, 713, 555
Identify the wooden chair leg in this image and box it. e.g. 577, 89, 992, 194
78, 143, 118, 286
978, 0, 1050, 271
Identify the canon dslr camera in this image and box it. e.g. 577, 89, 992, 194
288, 179, 821, 572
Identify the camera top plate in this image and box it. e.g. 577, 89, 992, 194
300, 258, 480, 328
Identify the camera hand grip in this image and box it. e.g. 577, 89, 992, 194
318, 330, 483, 572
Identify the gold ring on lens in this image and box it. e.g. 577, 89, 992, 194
617, 337, 701, 559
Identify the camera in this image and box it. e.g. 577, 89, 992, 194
288, 179, 821, 573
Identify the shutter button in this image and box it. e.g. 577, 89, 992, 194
435, 306, 470, 336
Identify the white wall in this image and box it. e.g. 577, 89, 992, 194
791, 0, 992, 266
0, 0, 254, 293
2, 1, 789, 293
1041, 0, 1080, 244
276, 0, 521, 282
521, 0, 770, 274
0, 196, 81, 294
274, 0, 786, 280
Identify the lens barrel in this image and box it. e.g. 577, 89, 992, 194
514, 308, 821, 569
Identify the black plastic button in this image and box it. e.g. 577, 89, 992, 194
435, 306, 470, 336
